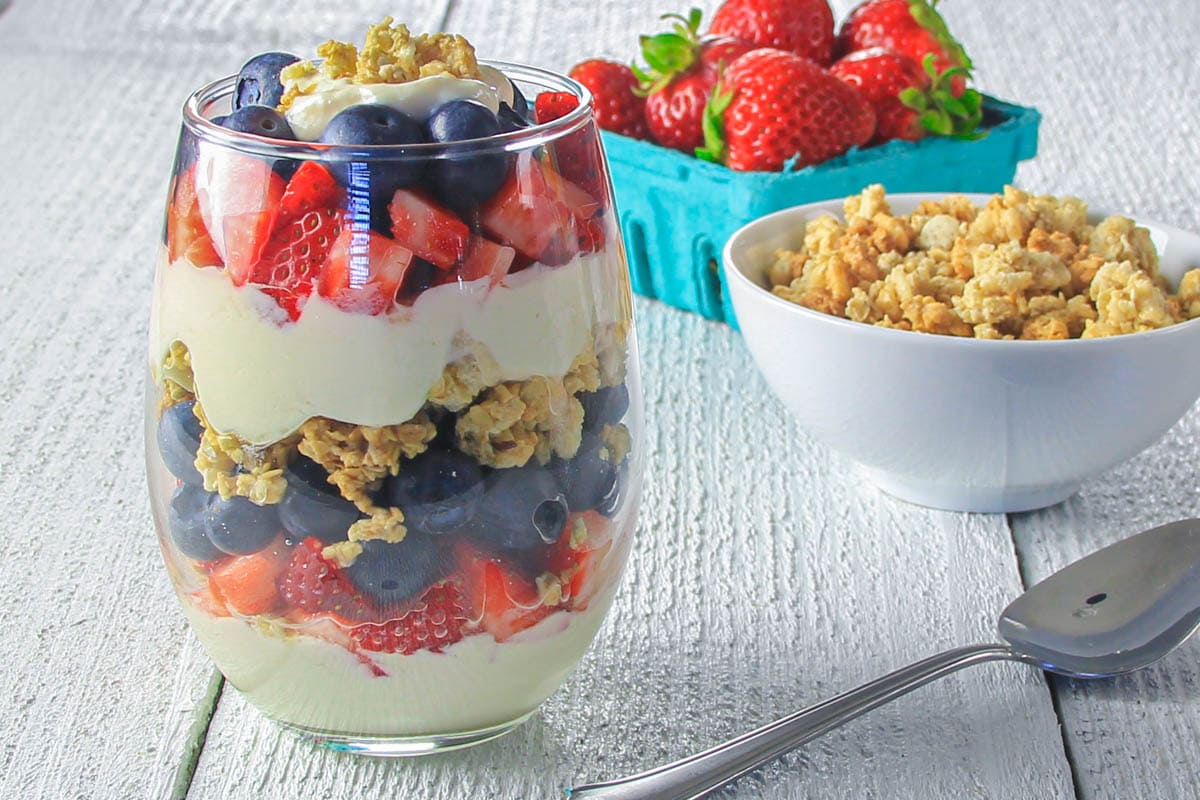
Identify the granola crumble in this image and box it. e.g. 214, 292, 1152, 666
456, 377, 585, 468
768, 185, 1200, 340
193, 402, 297, 505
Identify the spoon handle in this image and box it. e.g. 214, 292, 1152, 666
568, 643, 1017, 800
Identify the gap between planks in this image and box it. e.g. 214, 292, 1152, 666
1005, 512, 1086, 800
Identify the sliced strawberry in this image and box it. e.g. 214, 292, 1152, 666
546, 512, 614, 610
457, 545, 552, 641
535, 91, 608, 201
245, 162, 346, 317
459, 236, 516, 284
317, 228, 415, 315
479, 153, 576, 262
534, 91, 581, 124
194, 151, 286, 283
388, 190, 470, 270
277, 537, 373, 620
167, 167, 223, 267
208, 544, 289, 617
349, 582, 470, 654
543, 164, 607, 254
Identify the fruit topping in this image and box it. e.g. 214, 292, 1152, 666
278, 456, 359, 545
710, 0, 836, 65
168, 484, 223, 562
837, 0, 972, 95
479, 154, 576, 261
167, 167, 222, 268
554, 431, 618, 512
219, 106, 296, 140
467, 466, 569, 552
317, 228, 415, 315
346, 535, 451, 608
566, 60, 650, 140
704, 47, 876, 171
194, 151, 286, 279
157, 399, 204, 485
426, 99, 510, 208
546, 512, 614, 609
387, 189, 471, 269
385, 450, 484, 536
234, 51, 300, 110
205, 495, 281, 555
208, 545, 289, 617
278, 537, 372, 619
457, 236, 517, 285
533, 92, 608, 203
319, 104, 427, 197
349, 581, 470, 654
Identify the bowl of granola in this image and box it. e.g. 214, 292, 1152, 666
724, 186, 1200, 512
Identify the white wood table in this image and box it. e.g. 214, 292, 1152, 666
2, 1, 1197, 797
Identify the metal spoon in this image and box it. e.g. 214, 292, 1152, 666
568, 518, 1200, 800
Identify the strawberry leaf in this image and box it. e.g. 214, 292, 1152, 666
633, 6, 705, 95
899, 87, 927, 111
695, 77, 732, 164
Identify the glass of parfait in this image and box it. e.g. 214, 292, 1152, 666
146, 22, 642, 755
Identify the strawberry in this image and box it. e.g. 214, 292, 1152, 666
349, 582, 470, 655
317, 228, 415, 315
243, 162, 345, 318
830, 47, 982, 143
546, 512, 614, 610
458, 236, 517, 285
480, 153, 576, 262
633, 10, 754, 153
208, 545, 289, 617
387, 190, 470, 269
194, 151, 285, 283
457, 545, 552, 642
700, 48, 876, 172
566, 60, 650, 140
709, 0, 836, 65
167, 167, 223, 267
534, 91, 608, 202
277, 537, 373, 620
837, 0, 972, 96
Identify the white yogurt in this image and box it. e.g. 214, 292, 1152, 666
150, 250, 616, 444
182, 596, 612, 735
284, 74, 501, 141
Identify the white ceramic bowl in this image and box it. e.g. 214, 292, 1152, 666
725, 193, 1200, 513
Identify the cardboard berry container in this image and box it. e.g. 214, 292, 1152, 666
602, 95, 1040, 327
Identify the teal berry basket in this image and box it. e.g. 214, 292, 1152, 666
603, 95, 1041, 327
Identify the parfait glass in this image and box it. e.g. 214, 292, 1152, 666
146, 63, 643, 755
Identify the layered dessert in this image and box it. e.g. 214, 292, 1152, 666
148, 20, 640, 741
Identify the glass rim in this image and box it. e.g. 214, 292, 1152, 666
181, 59, 596, 160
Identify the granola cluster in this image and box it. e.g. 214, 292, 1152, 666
768, 185, 1200, 340
279, 17, 480, 109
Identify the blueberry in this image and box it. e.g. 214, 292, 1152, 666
157, 400, 204, 486
508, 80, 529, 120
498, 103, 531, 132
580, 383, 630, 431
425, 100, 509, 207
597, 462, 627, 517
386, 450, 484, 535
469, 467, 569, 551
278, 457, 357, 545
205, 495, 279, 555
346, 535, 450, 607
234, 52, 300, 110
555, 431, 617, 512
168, 485, 222, 561
320, 104, 426, 194
220, 105, 295, 140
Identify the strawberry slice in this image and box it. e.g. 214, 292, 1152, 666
542, 164, 607, 255
208, 544, 289, 617
388, 190, 470, 270
317, 228, 415, 315
194, 151, 286, 284
167, 167, 223, 267
457, 545, 552, 641
459, 236, 516, 284
479, 153, 576, 262
349, 582, 470, 654
245, 162, 345, 318
277, 537, 373, 621
546, 512, 614, 610
534, 91, 609, 202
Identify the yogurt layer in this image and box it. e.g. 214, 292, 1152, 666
182, 593, 613, 735
283, 73, 501, 140
150, 250, 618, 444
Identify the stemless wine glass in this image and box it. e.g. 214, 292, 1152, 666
146, 62, 643, 755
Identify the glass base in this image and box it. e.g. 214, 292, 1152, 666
279, 711, 535, 757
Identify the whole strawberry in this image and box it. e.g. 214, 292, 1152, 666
568, 59, 650, 139
700, 48, 876, 172
838, 0, 972, 94
830, 46, 982, 142
634, 10, 754, 152
709, 0, 836, 65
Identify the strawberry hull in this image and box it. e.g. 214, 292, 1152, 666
602, 95, 1040, 326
